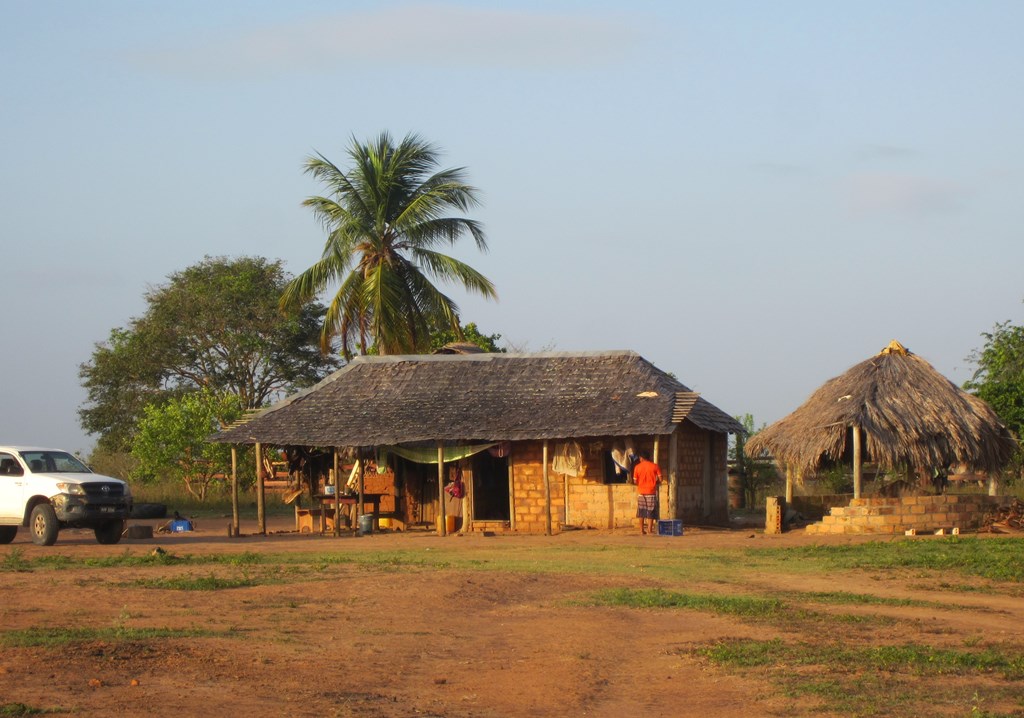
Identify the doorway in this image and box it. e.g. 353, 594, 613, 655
471, 451, 510, 521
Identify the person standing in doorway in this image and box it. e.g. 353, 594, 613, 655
633, 451, 662, 534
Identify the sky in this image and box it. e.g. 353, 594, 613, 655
2, 1, 1023, 454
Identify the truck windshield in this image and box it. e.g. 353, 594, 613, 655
19, 451, 91, 474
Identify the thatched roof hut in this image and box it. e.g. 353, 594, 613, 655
214, 351, 744, 535
215, 350, 743, 447
746, 340, 1016, 495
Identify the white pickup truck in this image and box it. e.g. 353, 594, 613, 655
0, 446, 132, 546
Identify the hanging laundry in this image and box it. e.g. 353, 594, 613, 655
445, 465, 465, 498
551, 441, 584, 477
610, 439, 636, 478
488, 441, 512, 458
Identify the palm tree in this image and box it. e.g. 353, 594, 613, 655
281, 132, 497, 358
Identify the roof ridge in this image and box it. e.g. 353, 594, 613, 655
350, 349, 640, 364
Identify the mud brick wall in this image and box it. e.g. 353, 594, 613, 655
509, 428, 730, 533
790, 494, 852, 520
567, 480, 637, 530
676, 424, 730, 526
510, 441, 566, 534
563, 438, 664, 531
804, 495, 1007, 535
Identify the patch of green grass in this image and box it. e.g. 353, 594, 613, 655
583, 588, 785, 617
758, 537, 1024, 582
794, 590, 934, 608
697, 638, 1024, 717
350, 552, 451, 571
698, 638, 1024, 680
0, 704, 62, 716
1, 548, 31, 572
0, 626, 217, 648
130, 572, 264, 591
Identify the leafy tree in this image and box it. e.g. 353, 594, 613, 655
281, 132, 497, 358
132, 390, 242, 501
429, 322, 505, 353
965, 320, 1024, 475
80, 256, 340, 452
730, 414, 777, 507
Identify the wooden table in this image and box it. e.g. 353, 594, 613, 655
315, 493, 384, 532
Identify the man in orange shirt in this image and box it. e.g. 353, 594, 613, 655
632, 451, 662, 535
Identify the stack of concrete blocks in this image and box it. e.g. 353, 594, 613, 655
804, 495, 1005, 535
765, 496, 785, 534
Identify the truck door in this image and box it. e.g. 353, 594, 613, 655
0, 452, 27, 521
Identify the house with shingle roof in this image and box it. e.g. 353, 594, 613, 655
214, 351, 744, 534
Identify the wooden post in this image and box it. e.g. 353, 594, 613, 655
462, 465, 473, 535
668, 431, 679, 518
785, 465, 794, 503
230, 446, 239, 536
543, 440, 552, 536
702, 433, 713, 518
358, 449, 365, 530
255, 442, 266, 535
333, 449, 341, 536
852, 425, 863, 499
653, 436, 661, 519
507, 453, 516, 531
437, 443, 446, 536
988, 474, 999, 497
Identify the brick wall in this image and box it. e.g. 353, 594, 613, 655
804, 495, 1006, 535
506, 429, 730, 533
675, 424, 730, 526
790, 494, 851, 520
510, 440, 565, 534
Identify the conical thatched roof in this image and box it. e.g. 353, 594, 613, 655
746, 340, 1017, 474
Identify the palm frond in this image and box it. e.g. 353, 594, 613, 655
294, 132, 495, 354
412, 248, 497, 299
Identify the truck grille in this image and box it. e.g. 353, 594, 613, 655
81, 482, 126, 500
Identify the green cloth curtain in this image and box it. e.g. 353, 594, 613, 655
383, 443, 497, 465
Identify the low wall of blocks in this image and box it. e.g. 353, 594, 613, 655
804, 494, 1006, 535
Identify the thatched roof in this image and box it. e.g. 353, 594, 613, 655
746, 340, 1017, 474
433, 341, 486, 355
214, 350, 744, 447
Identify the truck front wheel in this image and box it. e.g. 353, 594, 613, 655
30, 504, 59, 546
94, 520, 124, 545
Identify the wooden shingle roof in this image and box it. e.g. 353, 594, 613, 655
213, 350, 744, 447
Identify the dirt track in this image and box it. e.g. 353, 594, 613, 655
1, 518, 1021, 717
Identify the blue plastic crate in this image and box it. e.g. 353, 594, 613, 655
657, 519, 683, 536
169, 519, 193, 532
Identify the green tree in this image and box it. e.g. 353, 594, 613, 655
281, 132, 497, 358
132, 390, 242, 501
965, 320, 1024, 475
730, 414, 777, 508
429, 322, 505, 353
80, 256, 340, 452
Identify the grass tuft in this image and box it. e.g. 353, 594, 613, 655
0, 626, 216, 648
0, 704, 60, 716
130, 573, 263, 591
585, 588, 785, 617
758, 537, 1024, 582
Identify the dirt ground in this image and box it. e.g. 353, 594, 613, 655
1, 517, 1021, 717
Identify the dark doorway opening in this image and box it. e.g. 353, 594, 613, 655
471, 451, 509, 521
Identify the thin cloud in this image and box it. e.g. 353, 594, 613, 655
844, 172, 969, 217
127, 4, 644, 78
859, 144, 920, 161
750, 161, 811, 177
